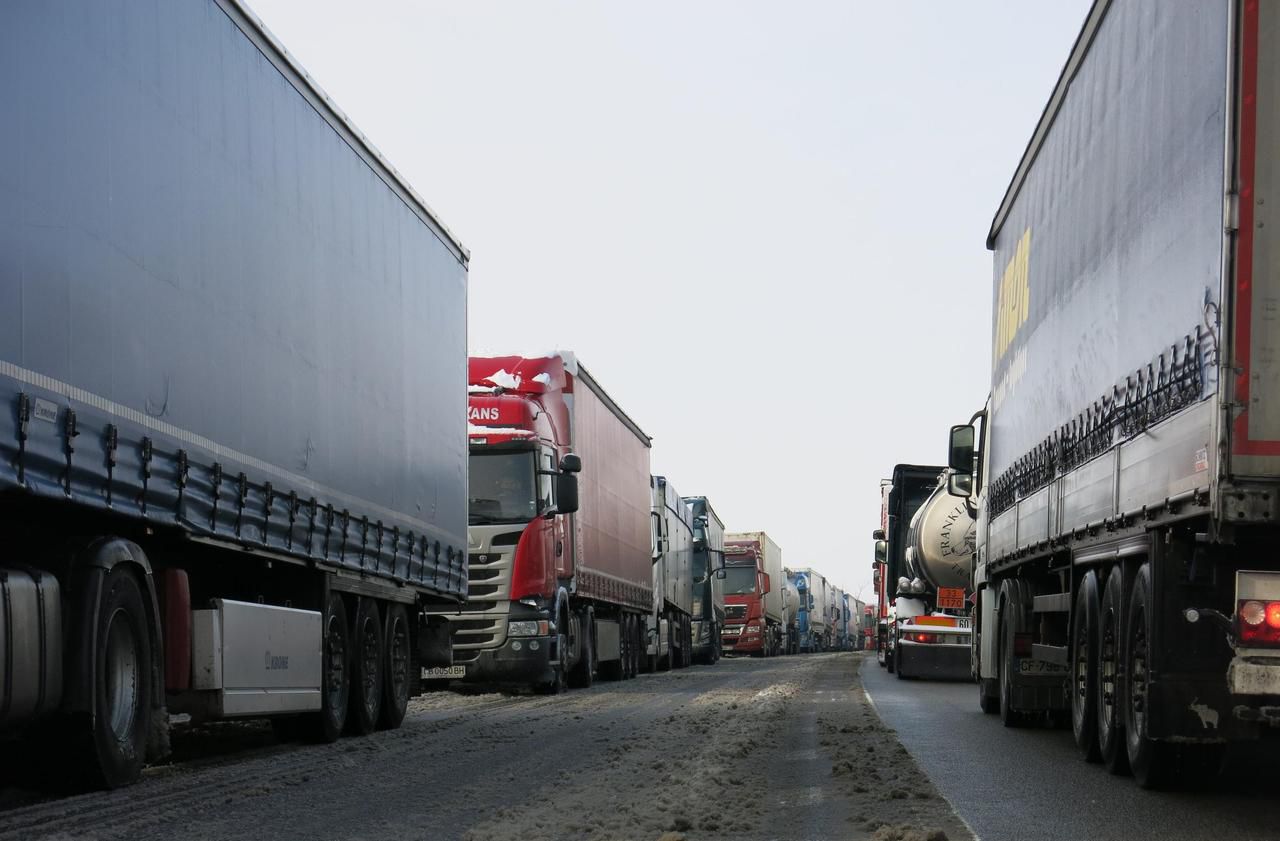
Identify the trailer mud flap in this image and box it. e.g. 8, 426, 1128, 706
417, 614, 452, 670
1147, 678, 1240, 741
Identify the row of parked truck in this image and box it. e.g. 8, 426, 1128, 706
873, 0, 1280, 791
0, 1, 864, 790
452, 353, 865, 688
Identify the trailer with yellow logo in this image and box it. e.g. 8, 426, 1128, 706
946, 0, 1280, 790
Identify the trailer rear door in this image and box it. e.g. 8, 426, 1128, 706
1233, 0, 1280, 476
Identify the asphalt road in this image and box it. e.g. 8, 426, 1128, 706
0, 653, 967, 841
862, 657, 1280, 841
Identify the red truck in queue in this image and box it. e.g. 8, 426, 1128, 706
720, 533, 785, 656
424, 353, 654, 692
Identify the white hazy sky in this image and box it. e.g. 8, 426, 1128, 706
248, 0, 1091, 602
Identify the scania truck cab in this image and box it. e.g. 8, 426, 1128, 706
448, 358, 583, 690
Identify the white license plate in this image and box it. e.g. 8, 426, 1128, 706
955, 618, 972, 629
421, 665, 465, 679
1017, 659, 1067, 675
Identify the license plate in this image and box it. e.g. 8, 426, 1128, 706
1017, 659, 1067, 675
955, 618, 972, 629
421, 665, 465, 679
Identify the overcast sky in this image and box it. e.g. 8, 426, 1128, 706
248, 0, 1091, 602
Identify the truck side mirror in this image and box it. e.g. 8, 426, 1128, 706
871, 528, 885, 541
761, 573, 772, 594
555, 473, 579, 514
715, 567, 726, 580
560, 453, 582, 473
947, 472, 973, 498
948, 425, 975, 474
874, 539, 887, 564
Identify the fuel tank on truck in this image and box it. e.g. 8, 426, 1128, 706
904, 472, 976, 592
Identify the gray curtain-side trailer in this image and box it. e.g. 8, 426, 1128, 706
948, 0, 1280, 789
0, 0, 468, 788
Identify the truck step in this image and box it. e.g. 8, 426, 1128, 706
1032, 593, 1071, 613
1031, 644, 1069, 666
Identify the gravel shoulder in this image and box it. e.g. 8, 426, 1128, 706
0, 653, 972, 841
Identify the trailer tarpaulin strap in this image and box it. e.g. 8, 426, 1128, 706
988, 328, 1205, 518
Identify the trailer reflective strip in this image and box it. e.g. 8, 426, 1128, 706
0, 359, 441, 535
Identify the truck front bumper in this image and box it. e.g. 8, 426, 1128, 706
457, 634, 556, 686
896, 641, 970, 680
721, 625, 764, 654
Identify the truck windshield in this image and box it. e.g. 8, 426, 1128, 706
469, 450, 537, 525
724, 566, 757, 595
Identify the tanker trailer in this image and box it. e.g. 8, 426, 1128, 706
893, 469, 975, 680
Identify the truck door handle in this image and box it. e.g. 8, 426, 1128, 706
556, 541, 563, 558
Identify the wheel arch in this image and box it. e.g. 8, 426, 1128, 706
66, 537, 164, 717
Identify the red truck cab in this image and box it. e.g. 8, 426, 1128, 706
437, 355, 582, 689
720, 542, 772, 655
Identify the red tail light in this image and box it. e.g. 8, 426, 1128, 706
1238, 599, 1280, 646
909, 632, 938, 644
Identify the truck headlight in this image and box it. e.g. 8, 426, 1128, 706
508, 620, 547, 637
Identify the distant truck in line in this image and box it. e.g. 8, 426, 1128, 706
721, 532, 785, 656
783, 570, 802, 655
648, 476, 695, 671
0, 0, 468, 788
683, 496, 726, 664
792, 568, 831, 652
946, 0, 1280, 788
875, 465, 974, 679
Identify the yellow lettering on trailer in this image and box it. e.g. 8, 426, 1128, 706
994, 228, 1032, 364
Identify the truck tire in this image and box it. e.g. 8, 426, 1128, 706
1097, 566, 1129, 775
620, 614, 633, 679
348, 599, 384, 735
1071, 572, 1102, 762
635, 615, 646, 676
305, 592, 351, 742
378, 602, 411, 730
659, 613, 674, 672
625, 614, 638, 678
76, 566, 154, 789
1124, 562, 1200, 789
568, 609, 595, 688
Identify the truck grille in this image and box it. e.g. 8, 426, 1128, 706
465, 551, 512, 604
429, 530, 521, 650
725, 605, 747, 620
